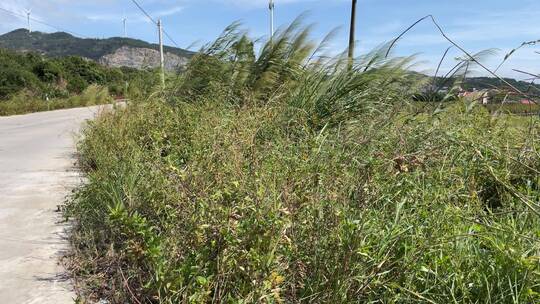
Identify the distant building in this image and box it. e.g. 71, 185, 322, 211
520, 99, 536, 105
458, 88, 491, 104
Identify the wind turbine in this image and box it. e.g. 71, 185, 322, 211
123, 17, 127, 37
122, 9, 127, 38
25, 9, 31, 33
269, 0, 275, 39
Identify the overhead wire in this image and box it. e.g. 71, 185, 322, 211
129, 0, 156, 25
163, 30, 180, 48
128, 0, 181, 48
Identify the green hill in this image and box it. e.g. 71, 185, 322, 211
0, 28, 193, 61
459, 76, 540, 92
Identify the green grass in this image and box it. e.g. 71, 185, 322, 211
0, 85, 113, 116
65, 20, 540, 303
485, 103, 540, 115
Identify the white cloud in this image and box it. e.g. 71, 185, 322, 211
88, 5, 183, 23
210, 0, 344, 9
153, 5, 184, 17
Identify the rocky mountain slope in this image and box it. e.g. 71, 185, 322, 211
99, 46, 189, 71
0, 29, 193, 71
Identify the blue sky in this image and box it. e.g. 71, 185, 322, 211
1, 0, 540, 79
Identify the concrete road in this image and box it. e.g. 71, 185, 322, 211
0, 105, 110, 303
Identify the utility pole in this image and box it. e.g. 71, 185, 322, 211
123, 18, 127, 38
269, 0, 275, 39
348, 0, 357, 70
157, 19, 165, 86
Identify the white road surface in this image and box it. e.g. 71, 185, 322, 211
0, 105, 109, 303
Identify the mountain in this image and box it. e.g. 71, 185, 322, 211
409, 71, 540, 93
0, 29, 194, 71
458, 77, 540, 92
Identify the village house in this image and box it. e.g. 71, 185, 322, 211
458, 87, 491, 104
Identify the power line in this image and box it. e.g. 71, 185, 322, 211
163, 29, 180, 48
128, 0, 181, 48
129, 0, 156, 25
0, 6, 87, 38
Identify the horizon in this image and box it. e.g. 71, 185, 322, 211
1, 0, 539, 80
1, 27, 537, 84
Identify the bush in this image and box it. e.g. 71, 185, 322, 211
33, 60, 63, 83
65, 75, 88, 94
0, 66, 42, 99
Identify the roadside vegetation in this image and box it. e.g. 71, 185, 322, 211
0, 48, 154, 115
0, 85, 113, 116
485, 103, 540, 116
65, 21, 540, 303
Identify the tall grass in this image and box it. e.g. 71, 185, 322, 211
485, 103, 540, 115
65, 20, 540, 303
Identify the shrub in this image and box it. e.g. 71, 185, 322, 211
33, 60, 63, 83
0, 66, 42, 99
